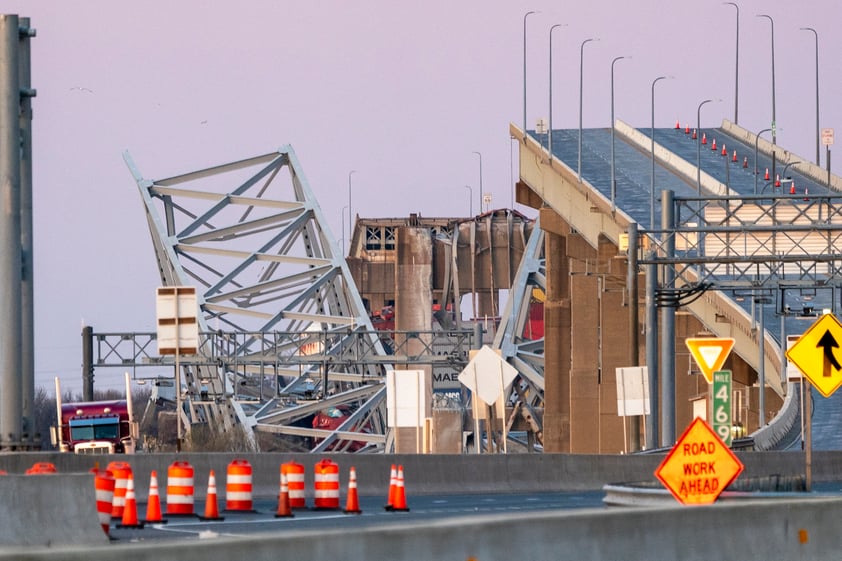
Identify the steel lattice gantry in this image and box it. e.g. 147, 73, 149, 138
123, 147, 391, 451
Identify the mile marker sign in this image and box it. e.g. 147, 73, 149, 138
655, 417, 744, 505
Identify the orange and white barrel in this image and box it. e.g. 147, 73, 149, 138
282, 461, 306, 509
106, 461, 132, 518
313, 459, 340, 510
91, 468, 115, 535
225, 459, 253, 511
166, 461, 195, 515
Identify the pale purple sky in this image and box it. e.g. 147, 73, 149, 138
6, 0, 840, 393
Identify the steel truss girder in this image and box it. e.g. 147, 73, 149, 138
123, 147, 393, 451
638, 193, 842, 293
492, 217, 546, 434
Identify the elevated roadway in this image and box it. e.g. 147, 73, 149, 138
515, 118, 842, 449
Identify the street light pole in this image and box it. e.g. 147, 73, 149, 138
464, 185, 473, 217
754, 128, 772, 194
650, 76, 667, 230
522, 10, 538, 138
801, 27, 820, 166
548, 24, 566, 157
348, 170, 356, 249
724, 2, 739, 124
610, 56, 627, 212
578, 38, 595, 182
340, 206, 348, 256
758, 14, 776, 144
472, 151, 483, 213
696, 98, 713, 192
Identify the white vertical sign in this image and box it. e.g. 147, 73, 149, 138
386, 369, 430, 428
156, 286, 199, 355
615, 366, 650, 417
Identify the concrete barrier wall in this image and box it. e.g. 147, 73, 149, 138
2, 497, 841, 561
615, 119, 735, 196
0, 474, 108, 547
0, 451, 833, 500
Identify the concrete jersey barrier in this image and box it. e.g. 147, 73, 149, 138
1, 497, 841, 561
0, 473, 107, 547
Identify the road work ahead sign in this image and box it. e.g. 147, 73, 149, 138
786, 313, 842, 398
655, 417, 744, 505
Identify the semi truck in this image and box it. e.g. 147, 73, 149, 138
50, 373, 139, 454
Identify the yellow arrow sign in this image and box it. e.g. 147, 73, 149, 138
685, 337, 735, 384
786, 313, 842, 398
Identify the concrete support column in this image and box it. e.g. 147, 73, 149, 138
543, 220, 571, 452
0, 14, 22, 448
394, 227, 433, 453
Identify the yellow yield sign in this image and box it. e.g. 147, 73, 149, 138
685, 337, 735, 384
786, 314, 842, 398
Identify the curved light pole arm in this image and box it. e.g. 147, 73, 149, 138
610, 55, 627, 212
758, 14, 776, 144
522, 10, 538, 138
578, 37, 596, 182
650, 76, 667, 230
696, 99, 713, 192
548, 24, 566, 157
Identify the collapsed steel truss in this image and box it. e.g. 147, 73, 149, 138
123, 147, 396, 451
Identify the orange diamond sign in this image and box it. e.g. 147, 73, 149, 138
685, 337, 735, 384
655, 417, 744, 505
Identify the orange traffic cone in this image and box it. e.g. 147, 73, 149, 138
790, 183, 796, 195
711, 138, 717, 151
701, 132, 707, 145
675, 119, 680, 130
743, 156, 748, 168
199, 470, 224, 521
384, 464, 397, 511
721, 144, 727, 156
775, 174, 781, 188
764, 168, 770, 180
117, 474, 144, 528
692, 128, 697, 140
685, 124, 690, 134
390, 466, 410, 512
732, 150, 738, 162
275, 472, 295, 518
343, 466, 362, 515
143, 470, 167, 524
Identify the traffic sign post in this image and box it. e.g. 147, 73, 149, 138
655, 417, 744, 505
784, 313, 842, 491
685, 337, 735, 384
786, 313, 842, 397
712, 371, 732, 446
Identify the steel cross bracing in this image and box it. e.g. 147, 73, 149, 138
493, 218, 546, 441
123, 147, 395, 451
637, 193, 842, 306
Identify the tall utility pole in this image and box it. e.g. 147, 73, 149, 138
0, 14, 23, 449
18, 17, 36, 446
